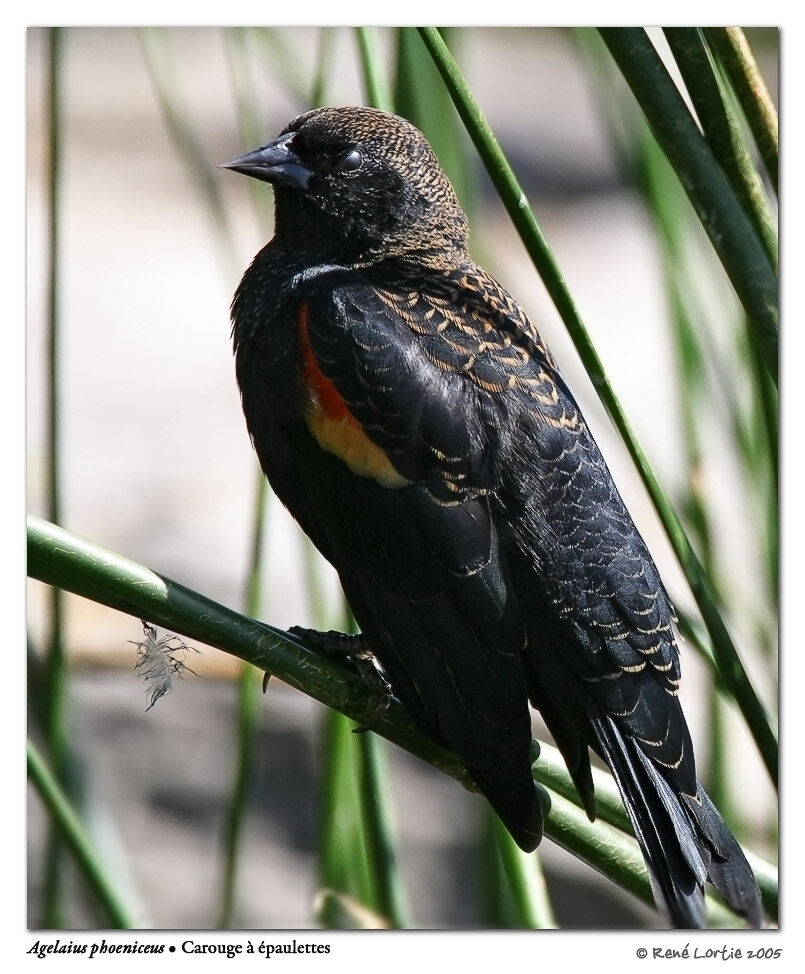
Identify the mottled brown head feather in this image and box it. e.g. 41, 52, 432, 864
271, 106, 469, 263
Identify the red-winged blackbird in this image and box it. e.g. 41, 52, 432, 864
223, 106, 762, 928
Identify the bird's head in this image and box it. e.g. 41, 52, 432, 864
222, 106, 469, 264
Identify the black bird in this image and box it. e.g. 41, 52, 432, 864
223, 105, 762, 928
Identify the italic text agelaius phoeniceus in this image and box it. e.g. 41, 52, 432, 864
222, 106, 761, 929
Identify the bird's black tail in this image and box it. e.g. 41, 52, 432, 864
590, 714, 762, 928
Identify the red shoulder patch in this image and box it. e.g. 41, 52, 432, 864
298, 300, 358, 427
296, 300, 408, 489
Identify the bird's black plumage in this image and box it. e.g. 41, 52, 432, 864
223, 106, 762, 928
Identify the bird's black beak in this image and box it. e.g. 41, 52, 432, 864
219, 133, 312, 190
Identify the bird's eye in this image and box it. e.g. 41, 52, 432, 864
337, 148, 363, 174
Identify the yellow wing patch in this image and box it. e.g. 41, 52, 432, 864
297, 299, 409, 489
306, 407, 409, 488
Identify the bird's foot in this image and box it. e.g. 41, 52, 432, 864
288, 626, 392, 732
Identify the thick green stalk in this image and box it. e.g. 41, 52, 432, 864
41, 25, 67, 928
598, 28, 777, 385
28, 740, 135, 929
746, 851, 779, 924
355, 732, 411, 927
216, 478, 267, 929
489, 815, 557, 928
311, 27, 336, 108
703, 28, 778, 194
533, 738, 630, 835
216, 664, 260, 929
394, 29, 474, 215
314, 592, 408, 927
745, 337, 779, 602
663, 28, 777, 271
314, 595, 409, 928
417, 25, 777, 789
43, 31, 62, 578
317, 709, 377, 928
354, 27, 393, 113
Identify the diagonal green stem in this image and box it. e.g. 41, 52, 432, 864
488, 815, 558, 928
416, 26, 777, 789
598, 28, 777, 385
310, 27, 336, 108
354, 731, 411, 927
703, 27, 778, 194
27, 515, 470, 785
394, 28, 474, 215
216, 662, 260, 929
317, 709, 375, 928
41, 24, 68, 928
215, 475, 267, 929
354, 27, 393, 113
28, 740, 136, 929
663, 28, 777, 270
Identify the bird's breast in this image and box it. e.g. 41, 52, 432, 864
296, 299, 408, 489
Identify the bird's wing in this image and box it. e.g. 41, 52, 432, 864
395, 268, 690, 763
297, 274, 544, 848
509, 360, 695, 792
299, 267, 697, 843
384, 265, 694, 791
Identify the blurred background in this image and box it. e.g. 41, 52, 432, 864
26, 26, 778, 930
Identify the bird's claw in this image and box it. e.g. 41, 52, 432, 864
288, 625, 392, 731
